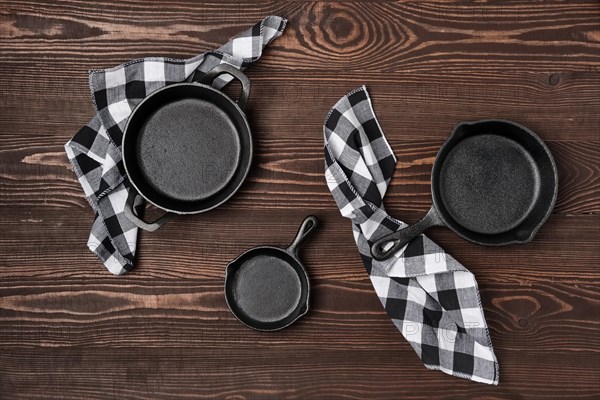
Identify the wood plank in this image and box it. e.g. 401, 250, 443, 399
1, 138, 598, 214
1, 1, 599, 74
2, 347, 598, 400
0, 208, 598, 284
2, 70, 600, 142
1, 275, 598, 350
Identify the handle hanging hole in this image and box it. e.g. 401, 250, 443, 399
381, 241, 394, 252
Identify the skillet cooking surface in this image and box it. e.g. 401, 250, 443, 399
439, 133, 540, 235
137, 98, 241, 202
230, 252, 302, 322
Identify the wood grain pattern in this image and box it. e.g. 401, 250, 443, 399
1, 0, 599, 399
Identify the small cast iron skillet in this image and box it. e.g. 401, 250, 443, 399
225, 216, 318, 331
122, 64, 252, 231
371, 120, 558, 261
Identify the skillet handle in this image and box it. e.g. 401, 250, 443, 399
287, 216, 318, 257
197, 64, 251, 112
123, 191, 176, 232
370, 207, 444, 261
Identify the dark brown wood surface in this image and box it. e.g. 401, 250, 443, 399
1, 0, 599, 398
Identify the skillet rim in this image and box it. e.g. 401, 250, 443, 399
122, 81, 253, 214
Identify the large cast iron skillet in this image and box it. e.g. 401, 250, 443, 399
122, 64, 252, 231
371, 120, 558, 261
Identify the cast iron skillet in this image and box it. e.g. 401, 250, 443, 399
371, 120, 558, 261
225, 216, 318, 331
122, 64, 252, 231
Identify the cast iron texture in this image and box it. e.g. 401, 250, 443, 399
225, 216, 318, 331
122, 64, 252, 231
371, 120, 558, 261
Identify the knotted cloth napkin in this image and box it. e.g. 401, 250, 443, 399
65, 16, 287, 275
324, 86, 499, 385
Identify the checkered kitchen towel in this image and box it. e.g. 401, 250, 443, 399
65, 16, 287, 275
324, 86, 499, 384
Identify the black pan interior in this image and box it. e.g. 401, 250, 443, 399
225, 248, 309, 331
432, 120, 557, 245
123, 83, 252, 214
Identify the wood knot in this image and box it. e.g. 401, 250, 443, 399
322, 7, 364, 49
518, 318, 529, 328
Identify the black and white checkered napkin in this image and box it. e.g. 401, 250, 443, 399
65, 16, 287, 275
324, 86, 499, 385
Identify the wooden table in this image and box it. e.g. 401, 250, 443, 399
1, 1, 599, 398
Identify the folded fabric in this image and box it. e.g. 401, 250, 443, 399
65, 16, 287, 275
324, 86, 499, 385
